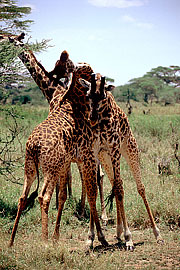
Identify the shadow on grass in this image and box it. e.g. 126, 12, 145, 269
92, 240, 144, 255
0, 197, 38, 221
0, 198, 17, 220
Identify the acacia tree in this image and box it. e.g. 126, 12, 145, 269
0, 0, 49, 103
147, 66, 180, 87
0, 0, 49, 181
114, 65, 180, 104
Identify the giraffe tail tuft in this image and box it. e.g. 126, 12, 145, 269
105, 186, 115, 212
24, 190, 38, 211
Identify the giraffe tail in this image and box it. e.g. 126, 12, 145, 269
25, 154, 40, 211
105, 186, 115, 212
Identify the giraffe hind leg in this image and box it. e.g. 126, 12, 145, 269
122, 139, 164, 244
9, 158, 37, 247
9, 195, 27, 247
53, 173, 68, 241
38, 177, 56, 242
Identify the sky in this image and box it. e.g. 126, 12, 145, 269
17, 0, 180, 86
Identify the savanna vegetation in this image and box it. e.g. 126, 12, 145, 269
1, 1, 180, 269
0, 102, 180, 270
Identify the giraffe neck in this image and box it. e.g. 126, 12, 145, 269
18, 47, 56, 103
65, 63, 94, 117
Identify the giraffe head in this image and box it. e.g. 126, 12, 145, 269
79, 73, 115, 125
68, 63, 94, 98
7, 32, 25, 47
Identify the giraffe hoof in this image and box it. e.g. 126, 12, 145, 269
115, 236, 122, 242
126, 241, 134, 251
157, 239, 165, 245
101, 239, 109, 247
86, 239, 94, 250
52, 232, 59, 242
101, 219, 108, 226
126, 245, 134, 252
8, 241, 13, 248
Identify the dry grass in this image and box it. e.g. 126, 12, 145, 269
0, 102, 180, 269
1, 224, 180, 269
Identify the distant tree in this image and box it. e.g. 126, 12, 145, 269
113, 65, 180, 104
106, 77, 115, 83
0, 0, 50, 103
129, 76, 162, 103
147, 66, 180, 87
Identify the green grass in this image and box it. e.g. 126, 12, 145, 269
0, 102, 180, 269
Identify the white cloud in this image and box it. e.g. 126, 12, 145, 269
122, 14, 153, 29
122, 15, 136, 22
136, 22, 153, 29
88, 0, 148, 8
88, 34, 102, 41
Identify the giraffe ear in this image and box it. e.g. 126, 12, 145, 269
78, 78, 91, 88
105, 85, 115, 92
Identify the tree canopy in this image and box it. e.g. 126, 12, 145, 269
114, 66, 180, 104
0, 0, 33, 35
0, 0, 49, 104
146, 66, 180, 88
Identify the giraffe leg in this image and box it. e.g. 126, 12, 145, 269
99, 150, 133, 249
99, 151, 124, 238
56, 181, 60, 210
86, 211, 95, 249
67, 166, 72, 197
81, 159, 108, 249
38, 174, 56, 242
115, 188, 134, 250
9, 154, 37, 247
97, 163, 108, 224
53, 173, 68, 241
78, 162, 106, 220
115, 196, 124, 240
122, 137, 164, 243
55, 165, 72, 210
77, 163, 86, 218
113, 165, 134, 251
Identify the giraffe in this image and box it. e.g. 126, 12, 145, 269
79, 73, 164, 250
8, 67, 113, 248
1, 32, 75, 198
1, 34, 110, 247
2, 33, 107, 222
3, 34, 163, 250
1, 33, 73, 103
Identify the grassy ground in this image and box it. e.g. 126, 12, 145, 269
0, 102, 180, 269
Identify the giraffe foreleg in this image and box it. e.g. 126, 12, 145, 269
97, 162, 108, 225
77, 163, 86, 218
98, 150, 132, 245
114, 181, 134, 251
81, 159, 108, 249
86, 211, 95, 249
